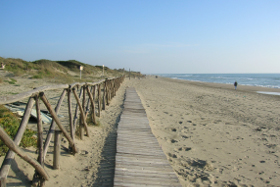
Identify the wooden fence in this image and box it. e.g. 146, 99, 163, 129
0, 76, 125, 187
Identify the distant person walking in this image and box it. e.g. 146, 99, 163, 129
234, 81, 238, 90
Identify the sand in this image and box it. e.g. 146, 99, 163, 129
1, 71, 280, 186
127, 76, 280, 187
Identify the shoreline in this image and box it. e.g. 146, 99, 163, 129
160, 76, 280, 96
159, 75, 280, 92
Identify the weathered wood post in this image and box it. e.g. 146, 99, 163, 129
32, 95, 45, 187
97, 84, 101, 117
92, 85, 96, 124
102, 81, 106, 110
43, 89, 67, 160
86, 86, 96, 125
68, 89, 74, 142
79, 86, 86, 140
53, 130, 62, 169
106, 80, 110, 105
84, 86, 93, 119
72, 88, 89, 137
73, 86, 83, 132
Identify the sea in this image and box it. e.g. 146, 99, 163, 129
158, 74, 280, 89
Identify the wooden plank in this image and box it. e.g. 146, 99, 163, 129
114, 88, 181, 186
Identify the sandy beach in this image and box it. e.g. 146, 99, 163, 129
1, 74, 280, 186
128, 76, 280, 187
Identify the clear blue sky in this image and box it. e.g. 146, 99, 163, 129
1, 0, 279, 74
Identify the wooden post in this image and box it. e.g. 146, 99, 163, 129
36, 96, 44, 166
43, 89, 66, 160
92, 86, 96, 124
112, 80, 116, 97
68, 89, 74, 142
53, 130, 61, 169
73, 86, 83, 132
97, 84, 101, 117
72, 88, 89, 137
0, 97, 35, 185
84, 86, 93, 119
32, 95, 45, 186
0, 126, 49, 181
102, 81, 106, 110
86, 86, 96, 125
40, 92, 78, 154
106, 80, 110, 105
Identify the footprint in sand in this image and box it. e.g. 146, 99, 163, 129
168, 153, 178, 158
168, 139, 178, 143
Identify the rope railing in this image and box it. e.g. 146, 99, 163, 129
0, 76, 125, 187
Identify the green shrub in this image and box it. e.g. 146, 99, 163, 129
0, 105, 37, 156
4, 78, 17, 84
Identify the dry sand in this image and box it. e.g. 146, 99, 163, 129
1, 71, 280, 186
127, 76, 280, 187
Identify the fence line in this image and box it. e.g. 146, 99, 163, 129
0, 76, 125, 187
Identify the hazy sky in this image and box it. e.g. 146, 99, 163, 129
0, 0, 279, 74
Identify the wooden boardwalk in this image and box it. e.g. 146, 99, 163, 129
114, 88, 181, 187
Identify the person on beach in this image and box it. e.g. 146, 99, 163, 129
234, 81, 238, 90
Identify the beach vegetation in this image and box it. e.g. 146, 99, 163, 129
4, 78, 17, 84
0, 56, 143, 83
0, 105, 37, 156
